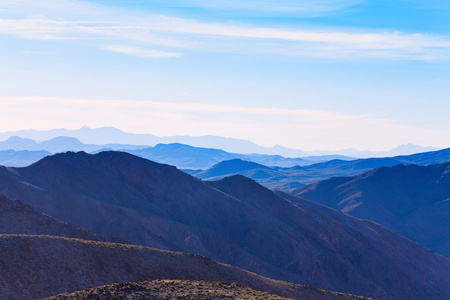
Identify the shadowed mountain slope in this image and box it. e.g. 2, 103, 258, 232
0, 195, 106, 242
0, 235, 364, 300
0, 152, 449, 299
292, 162, 450, 258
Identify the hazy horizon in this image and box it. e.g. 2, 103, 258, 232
0, 125, 442, 154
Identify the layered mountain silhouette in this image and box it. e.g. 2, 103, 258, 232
127, 143, 321, 169
292, 162, 450, 258
0, 151, 449, 299
0, 137, 328, 168
0, 126, 307, 157
0, 126, 438, 157
194, 147, 450, 190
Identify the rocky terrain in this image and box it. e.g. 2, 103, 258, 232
45, 280, 296, 300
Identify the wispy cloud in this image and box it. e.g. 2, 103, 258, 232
104, 45, 182, 58
22, 50, 55, 55
1, 0, 450, 60
159, 0, 363, 15
1, 96, 448, 150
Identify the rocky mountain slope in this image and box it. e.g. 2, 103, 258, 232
292, 162, 450, 258
0, 151, 449, 299
0, 235, 363, 300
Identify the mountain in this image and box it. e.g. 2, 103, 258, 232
195, 159, 271, 178
0, 150, 50, 167
0, 136, 38, 150
0, 235, 358, 300
127, 143, 238, 169
195, 147, 450, 190
0, 136, 147, 154
128, 143, 316, 169
307, 144, 439, 158
45, 280, 297, 300
0, 194, 107, 242
0, 151, 449, 299
292, 162, 450, 258
0, 126, 160, 146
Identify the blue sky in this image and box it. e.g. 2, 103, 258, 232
1, 0, 449, 150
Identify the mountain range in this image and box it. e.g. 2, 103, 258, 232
0, 151, 448, 299
0, 149, 50, 167
192, 147, 450, 190
292, 162, 450, 258
0, 136, 351, 168
0, 126, 307, 157
0, 126, 438, 158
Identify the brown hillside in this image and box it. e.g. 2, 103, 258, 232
0, 235, 367, 300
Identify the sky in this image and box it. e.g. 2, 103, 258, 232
0, 0, 449, 151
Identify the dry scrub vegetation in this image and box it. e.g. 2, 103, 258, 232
45, 280, 294, 300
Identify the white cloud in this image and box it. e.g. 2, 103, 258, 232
104, 45, 182, 58
1, 1, 450, 60
165, 0, 363, 15
1, 96, 448, 151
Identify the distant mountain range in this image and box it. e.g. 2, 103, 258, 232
307, 143, 439, 158
192, 147, 450, 190
0, 151, 448, 299
0, 126, 307, 157
0, 126, 439, 158
292, 162, 450, 258
0, 150, 50, 167
0, 137, 352, 168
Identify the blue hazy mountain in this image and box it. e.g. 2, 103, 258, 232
0, 150, 51, 167
0, 126, 437, 158
0, 126, 307, 157
0, 151, 448, 299
0, 137, 340, 168
292, 162, 450, 259
307, 143, 440, 158
195, 147, 450, 190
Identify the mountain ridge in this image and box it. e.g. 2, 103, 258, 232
292, 162, 450, 258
